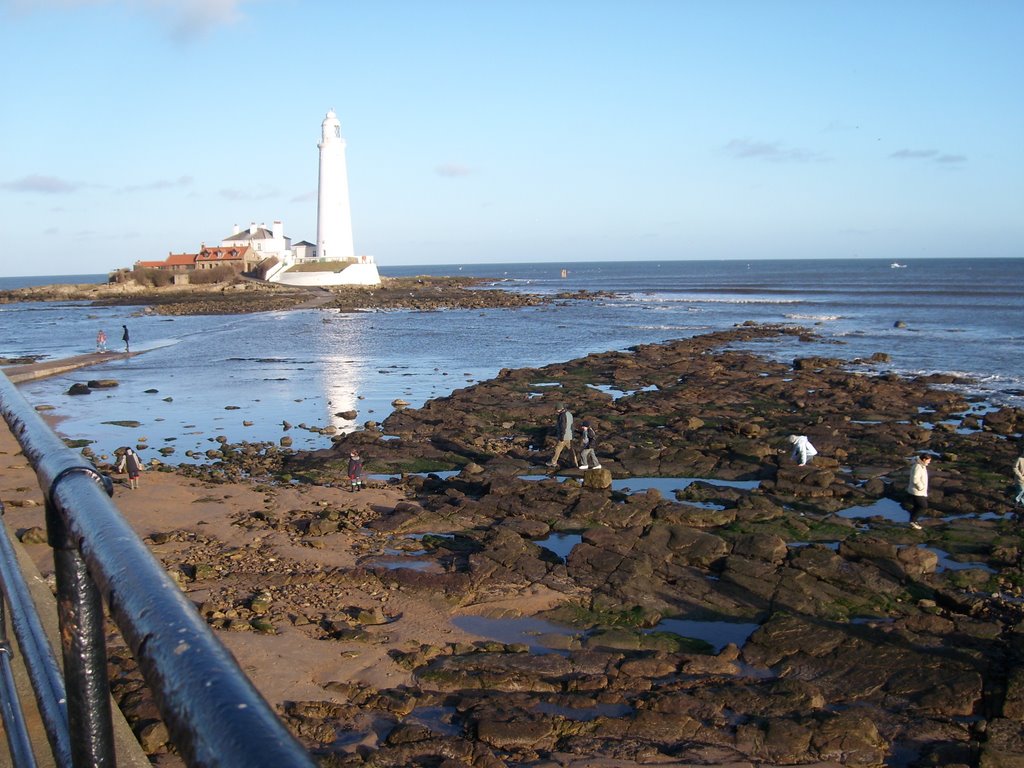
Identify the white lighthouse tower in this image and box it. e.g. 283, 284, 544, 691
316, 109, 355, 261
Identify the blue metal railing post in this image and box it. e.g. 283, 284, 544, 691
0, 500, 73, 768
0, 518, 40, 768
47, 491, 116, 768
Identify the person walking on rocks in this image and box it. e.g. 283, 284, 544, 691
1013, 451, 1024, 506
121, 325, 130, 353
907, 454, 932, 529
96, 329, 107, 352
116, 447, 144, 490
788, 434, 818, 466
578, 421, 601, 470
548, 404, 574, 468
347, 450, 365, 492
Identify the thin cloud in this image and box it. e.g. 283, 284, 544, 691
290, 189, 317, 203
1, 0, 249, 41
889, 148, 967, 165
118, 175, 193, 193
220, 186, 279, 201
722, 139, 828, 163
435, 163, 472, 178
1, 174, 82, 194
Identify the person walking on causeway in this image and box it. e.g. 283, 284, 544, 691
122, 325, 130, 354
788, 434, 818, 466
347, 450, 365, 492
116, 447, 144, 490
578, 421, 601, 470
907, 454, 932, 529
547, 404, 574, 468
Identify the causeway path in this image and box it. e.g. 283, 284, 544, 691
2, 350, 144, 384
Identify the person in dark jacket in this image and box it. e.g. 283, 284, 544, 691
578, 421, 601, 470
347, 451, 365, 492
121, 325, 130, 353
116, 447, 144, 489
547, 404, 574, 468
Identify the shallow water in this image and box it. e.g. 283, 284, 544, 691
534, 532, 582, 561
650, 618, 760, 652
4, 258, 1022, 467
451, 614, 577, 653
611, 477, 760, 500
835, 497, 911, 524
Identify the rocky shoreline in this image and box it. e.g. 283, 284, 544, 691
77, 323, 1024, 766
0, 275, 603, 316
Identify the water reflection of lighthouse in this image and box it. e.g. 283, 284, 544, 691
318, 313, 367, 433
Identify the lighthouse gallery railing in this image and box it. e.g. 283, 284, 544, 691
0, 371, 315, 768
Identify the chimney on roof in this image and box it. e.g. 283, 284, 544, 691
233, 224, 240, 235
249, 222, 257, 235
272, 220, 283, 239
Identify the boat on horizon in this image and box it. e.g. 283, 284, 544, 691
890, 262, 907, 269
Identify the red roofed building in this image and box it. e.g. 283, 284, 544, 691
134, 252, 196, 272
195, 245, 257, 272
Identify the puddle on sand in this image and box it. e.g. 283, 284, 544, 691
402, 705, 461, 737
650, 618, 760, 653
535, 532, 582, 561
611, 477, 760, 500
361, 557, 442, 573
836, 497, 910, 524
451, 614, 578, 653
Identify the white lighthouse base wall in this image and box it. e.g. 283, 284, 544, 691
272, 262, 381, 287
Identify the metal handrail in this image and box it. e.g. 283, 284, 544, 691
0, 371, 316, 767
0, 572, 41, 768
0, 499, 68, 767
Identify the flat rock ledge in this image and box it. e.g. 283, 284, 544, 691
102, 324, 1024, 766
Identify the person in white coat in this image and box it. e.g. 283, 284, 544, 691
906, 454, 931, 529
787, 435, 818, 466
1013, 452, 1024, 506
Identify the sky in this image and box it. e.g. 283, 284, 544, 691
1, 0, 1021, 276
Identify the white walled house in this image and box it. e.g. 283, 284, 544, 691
292, 240, 317, 261
221, 221, 292, 257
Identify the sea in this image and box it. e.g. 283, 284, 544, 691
1, 258, 1021, 463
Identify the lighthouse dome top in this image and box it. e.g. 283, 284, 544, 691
321, 110, 341, 142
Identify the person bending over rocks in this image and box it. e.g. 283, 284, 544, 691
787, 434, 818, 466
907, 454, 932, 529
578, 421, 601, 470
116, 447, 144, 490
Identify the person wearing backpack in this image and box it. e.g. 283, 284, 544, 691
116, 447, 144, 490
578, 421, 601, 470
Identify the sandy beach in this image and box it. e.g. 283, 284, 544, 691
0, 402, 563, 765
